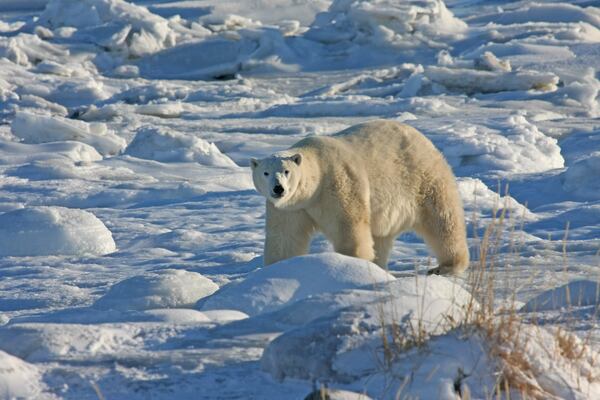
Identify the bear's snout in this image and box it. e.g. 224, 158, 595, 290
272, 184, 285, 197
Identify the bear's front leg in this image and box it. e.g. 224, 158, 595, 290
330, 218, 375, 262
264, 201, 316, 266
311, 180, 375, 262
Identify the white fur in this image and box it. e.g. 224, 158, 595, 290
251, 120, 469, 274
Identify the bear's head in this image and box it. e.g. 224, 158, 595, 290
250, 152, 303, 209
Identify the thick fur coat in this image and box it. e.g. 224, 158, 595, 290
251, 120, 469, 274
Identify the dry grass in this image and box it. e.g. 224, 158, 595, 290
379, 184, 600, 399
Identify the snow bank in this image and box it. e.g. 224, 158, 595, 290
0, 206, 116, 257
125, 127, 237, 167
521, 280, 600, 312
94, 269, 219, 311
261, 275, 473, 382
561, 152, 600, 200
39, 0, 177, 58
306, 0, 467, 48
11, 112, 126, 156
439, 116, 564, 175
0, 350, 45, 398
199, 253, 395, 316
458, 177, 536, 221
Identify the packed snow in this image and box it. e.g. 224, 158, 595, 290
0, 206, 116, 256
1, 0, 599, 398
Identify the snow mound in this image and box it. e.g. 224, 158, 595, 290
125, 127, 238, 167
141, 309, 211, 324
199, 253, 395, 316
491, 324, 600, 399
94, 269, 219, 311
0, 323, 140, 362
39, 0, 177, 58
561, 152, 600, 200
306, 0, 467, 48
458, 177, 536, 221
0, 350, 45, 398
261, 275, 473, 382
521, 280, 600, 312
0, 206, 116, 257
11, 112, 126, 156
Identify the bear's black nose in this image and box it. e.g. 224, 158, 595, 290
273, 185, 284, 195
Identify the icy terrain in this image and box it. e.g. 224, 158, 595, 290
0, 0, 599, 399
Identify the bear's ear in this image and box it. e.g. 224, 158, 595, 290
250, 158, 259, 169
291, 153, 302, 166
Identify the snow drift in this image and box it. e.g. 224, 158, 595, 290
0, 206, 116, 257
0, 350, 45, 398
261, 275, 474, 382
94, 269, 219, 311
199, 253, 395, 316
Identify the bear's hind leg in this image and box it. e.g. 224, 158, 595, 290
373, 235, 395, 268
264, 202, 316, 265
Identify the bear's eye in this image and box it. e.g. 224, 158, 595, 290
263, 172, 269, 176
284, 170, 289, 176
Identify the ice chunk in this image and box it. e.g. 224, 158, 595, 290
261, 275, 473, 382
11, 112, 126, 156
306, 0, 467, 48
0, 350, 45, 398
0, 140, 102, 165
0, 206, 116, 256
521, 280, 600, 312
39, 0, 177, 58
0, 33, 68, 67
199, 253, 395, 316
94, 269, 219, 311
125, 126, 237, 168
423, 66, 558, 94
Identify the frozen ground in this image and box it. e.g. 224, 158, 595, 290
0, 0, 599, 399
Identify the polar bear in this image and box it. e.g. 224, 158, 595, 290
250, 120, 469, 275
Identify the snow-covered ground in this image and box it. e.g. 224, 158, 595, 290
1, 0, 599, 398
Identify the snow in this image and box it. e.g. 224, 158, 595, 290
199, 253, 395, 316
1, 0, 600, 398
39, 0, 178, 58
0, 350, 46, 399
521, 280, 600, 312
125, 126, 238, 167
12, 111, 126, 156
261, 275, 474, 382
0, 206, 116, 256
94, 269, 219, 311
